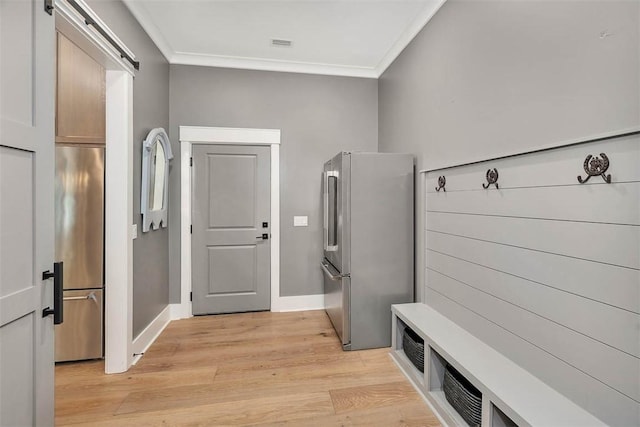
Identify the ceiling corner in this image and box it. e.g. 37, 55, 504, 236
123, 0, 174, 63
170, 52, 379, 79
374, 0, 447, 78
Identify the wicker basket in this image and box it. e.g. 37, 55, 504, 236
402, 327, 424, 372
443, 364, 482, 427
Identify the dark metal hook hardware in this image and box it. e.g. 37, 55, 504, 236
482, 168, 499, 189
435, 176, 446, 192
44, 0, 54, 15
577, 153, 611, 184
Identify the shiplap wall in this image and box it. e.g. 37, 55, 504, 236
425, 133, 640, 426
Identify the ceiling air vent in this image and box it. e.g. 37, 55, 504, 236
271, 38, 292, 48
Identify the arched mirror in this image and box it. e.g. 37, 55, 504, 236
141, 128, 173, 232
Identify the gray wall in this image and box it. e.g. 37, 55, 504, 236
379, 0, 640, 302
169, 66, 378, 300
379, 0, 640, 170
86, 0, 170, 337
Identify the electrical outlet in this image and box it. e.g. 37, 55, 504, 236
293, 216, 308, 227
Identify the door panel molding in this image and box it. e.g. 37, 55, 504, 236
179, 126, 281, 318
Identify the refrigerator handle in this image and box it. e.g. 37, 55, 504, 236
63, 292, 98, 302
42, 261, 64, 325
323, 171, 328, 251
325, 170, 339, 252
321, 261, 341, 281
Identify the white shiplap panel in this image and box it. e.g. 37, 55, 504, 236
426, 230, 639, 314
426, 250, 640, 357
426, 288, 640, 427
423, 133, 640, 427
427, 272, 640, 403
426, 133, 640, 192
427, 212, 640, 269
427, 182, 640, 225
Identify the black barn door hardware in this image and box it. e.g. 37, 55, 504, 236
577, 153, 612, 184
67, 0, 140, 70
44, 0, 54, 15
435, 176, 446, 192
42, 262, 64, 325
482, 168, 499, 189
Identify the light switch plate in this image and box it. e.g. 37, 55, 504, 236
293, 216, 308, 227
131, 224, 138, 239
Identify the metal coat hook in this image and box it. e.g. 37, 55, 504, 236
435, 176, 446, 192
482, 168, 499, 189
577, 153, 612, 184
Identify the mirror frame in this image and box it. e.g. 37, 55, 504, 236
141, 127, 173, 232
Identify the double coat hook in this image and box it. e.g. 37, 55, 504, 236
578, 153, 612, 184
482, 168, 499, 189
435, 176, 446, 192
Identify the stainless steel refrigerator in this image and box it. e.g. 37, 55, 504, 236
322, 152, 414, 350
54, 146, 105, 362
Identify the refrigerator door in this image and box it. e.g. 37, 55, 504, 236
55, 146, 105, 290
321, 259, 350, 348
323, 153, 350, 274
55, 289, 103, 362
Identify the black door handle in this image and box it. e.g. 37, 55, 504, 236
42, 262, 64, 325
256, 233, 269, 240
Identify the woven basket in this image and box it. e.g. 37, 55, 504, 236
402, 327, 424, 372
443, 364, 482, 427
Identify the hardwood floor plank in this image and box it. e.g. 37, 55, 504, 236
330, 381, 421, 413
114, 361, 403, 416
69, 392, 335, 426
57, 366, 217, 397
55, 310, 439, 426
257, 402, 440, 427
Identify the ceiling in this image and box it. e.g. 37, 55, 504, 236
123, 0, 446, 78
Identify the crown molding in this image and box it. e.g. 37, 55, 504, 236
171, 51, 378, 79
123, 0, 173, 62
123, 0, 447, 79
375, 0, 447, 77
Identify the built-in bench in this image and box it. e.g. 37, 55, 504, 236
391, 303, 607, 427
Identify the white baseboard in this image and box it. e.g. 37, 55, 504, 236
163, 296, 322, 319
170, 302, 192, 320
131, 305, 172, 358
271, 294, 324, 312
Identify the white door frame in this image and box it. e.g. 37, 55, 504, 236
55, 0, 135, 373
178, 126, 281, 318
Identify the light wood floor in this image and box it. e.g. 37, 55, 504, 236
55, 310, 440, 426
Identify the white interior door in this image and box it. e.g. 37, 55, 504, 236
0, 0, 56, 425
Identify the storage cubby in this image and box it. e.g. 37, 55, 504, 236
391, 315, 425, 388
427, 348, 480, 427
491, 404, 518, 427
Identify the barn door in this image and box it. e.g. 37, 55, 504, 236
0, 0, 56, 425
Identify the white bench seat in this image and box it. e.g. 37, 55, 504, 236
391, 303, 607, 427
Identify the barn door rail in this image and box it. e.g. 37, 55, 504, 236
60, 0, 140, 70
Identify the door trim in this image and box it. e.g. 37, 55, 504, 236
178, 126, 281, 317
55, 3, 136, 374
